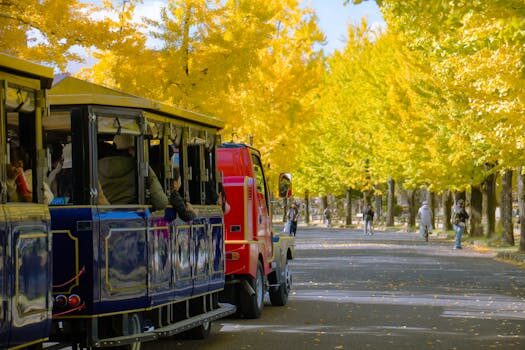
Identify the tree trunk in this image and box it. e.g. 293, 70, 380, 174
345, 188, 352, 226
518, 167, 525, 251
304, 190, 310, 225
374, 193, 382, 225
428, 191, 436, 229
363, 191, 371, 207
483, 172, 496, 237
443, 190, 453, 231
322, 195, 328, 211
501, 170, 514, 246
454, 191, 466, 203
470, 185, 483, 237
386, 178, 395, 226
407, 190, 416, 230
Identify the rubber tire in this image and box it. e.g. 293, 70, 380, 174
240, 261, 264, 319
184, 320, 212, 339
115, 313, 142, 350
269, 259, 291, 306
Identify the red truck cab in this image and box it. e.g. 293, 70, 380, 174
217, 143, 294, 318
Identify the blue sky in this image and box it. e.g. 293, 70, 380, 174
305, 0, 385, 54
67, 0, 385, 72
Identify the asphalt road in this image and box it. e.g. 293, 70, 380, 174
145, 228, 525, 350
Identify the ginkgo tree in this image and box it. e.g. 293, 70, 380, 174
317, 0, 524, 245
84, 0, 325, 189
0, 0, 133, 69
375, 0, 525, 244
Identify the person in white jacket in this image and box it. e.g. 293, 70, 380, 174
417, 201, 433, 241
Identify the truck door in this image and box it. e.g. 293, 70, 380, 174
250, 154, 272, 260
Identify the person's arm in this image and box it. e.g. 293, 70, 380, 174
170, 191, 195, 222
15, 168, 32, 202
98, 182, 109, 205
147, 166, 169, 210
46, 162, 62, 185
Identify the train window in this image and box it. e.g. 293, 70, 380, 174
168, 125, 184, 197
4, 85, 39, 203
98, 115, 140, 134
5, 86, 35, 113
188, 128, 206, 204
204, 133, 218, 205
146, 121, 164, 189
43, 110, 74, 204
97, 114, 142, 205
97, 132, 140, 205
144, 119, 170, 210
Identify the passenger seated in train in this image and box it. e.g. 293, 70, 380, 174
6, 157, 53, 203
6, 162, 31, 202
169, 168, 196, 222
47, 143, 73, 200
47, 143, 63, 196
99, 134, 168, 209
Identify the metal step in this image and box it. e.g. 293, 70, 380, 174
93, 331, 157, 348
92, 303, 236, 347
154, 303, 236, 338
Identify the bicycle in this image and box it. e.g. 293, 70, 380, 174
424, 226, 429, 242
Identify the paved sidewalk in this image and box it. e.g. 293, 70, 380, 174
276, 221, 525, 266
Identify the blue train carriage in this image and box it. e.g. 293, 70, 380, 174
45, 76, 234, 348
0, 53, 54, 349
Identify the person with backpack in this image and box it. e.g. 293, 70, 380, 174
363, 204, 375, 235
452, 199, 469, 249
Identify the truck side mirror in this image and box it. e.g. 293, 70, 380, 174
278, 173, 292, 198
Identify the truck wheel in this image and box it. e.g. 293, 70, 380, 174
269, 258, 291, 306
241, 261, 264, 318
184, 320, 211, 339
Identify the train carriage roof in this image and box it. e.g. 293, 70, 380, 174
49, 76, 224, 129
0, 53, 54, 89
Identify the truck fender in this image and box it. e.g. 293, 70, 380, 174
247, 244, 264, 279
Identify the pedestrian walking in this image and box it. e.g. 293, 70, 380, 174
417, 200, 433, 242
323, 207, 332, 228
288, 202, 299, 236
451, 199, 469, 249
363, 204, 374, 235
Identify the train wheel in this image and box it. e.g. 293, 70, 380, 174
128, 313, 142, 350
115, 313, 142, 350
240, 261, 264, 319
269, 258, 291, 306
184, 320, 212, 339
